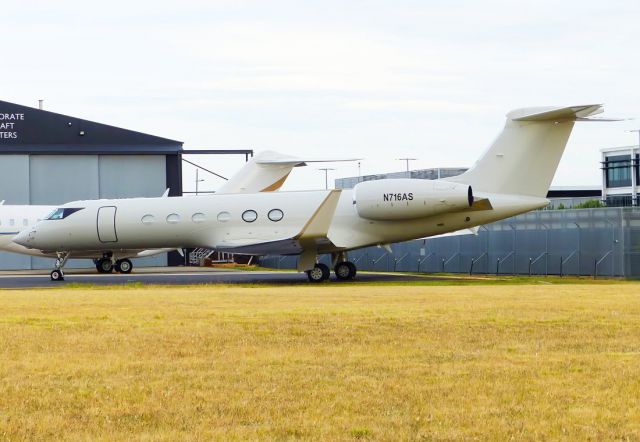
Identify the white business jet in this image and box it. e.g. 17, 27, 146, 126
2, 151, 349, 274
15, 105, 607, 281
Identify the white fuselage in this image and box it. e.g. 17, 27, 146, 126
15, 188, 547, 256
0, 205, 55, 257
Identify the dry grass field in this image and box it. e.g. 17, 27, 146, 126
1, 281, 640, 441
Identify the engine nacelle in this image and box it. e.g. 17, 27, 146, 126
353, 179, 473, 221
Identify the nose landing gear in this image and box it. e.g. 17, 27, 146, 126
50, 252, 70, 281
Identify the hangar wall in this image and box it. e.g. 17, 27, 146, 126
0, 154, 169, 270
0, 99, 185, 271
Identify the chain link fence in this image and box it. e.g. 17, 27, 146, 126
260, 208, 640, 278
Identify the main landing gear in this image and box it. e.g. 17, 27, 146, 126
306, 252, 358, 282
306, 263, 330, 282
334, 261, 357, 281
94, 256, 134, 274
50, 252, 70, 281
93, 255, 133, 273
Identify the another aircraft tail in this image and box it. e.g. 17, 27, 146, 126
447, 105, 604, 198
217, 150, 360, 194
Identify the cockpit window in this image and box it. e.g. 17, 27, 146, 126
45, 208, 84, 220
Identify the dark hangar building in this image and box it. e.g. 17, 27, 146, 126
0, 99, 185, 270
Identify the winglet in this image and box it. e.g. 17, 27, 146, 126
296, 190, 342, 239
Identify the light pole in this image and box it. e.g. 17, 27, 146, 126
318, 168, 335, 190
396, 158, 417, 172
627, 129, 639, 206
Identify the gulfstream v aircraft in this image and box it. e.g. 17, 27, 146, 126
15, 105, 607, 281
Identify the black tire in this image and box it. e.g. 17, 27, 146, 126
50, 269, 64, 281
115, 259, 133, 274
334, 261, 356, 280
306, 263, 330, 282
97, 258, 113, 274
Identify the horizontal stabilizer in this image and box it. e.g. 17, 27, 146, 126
510, 104, 603, 122
256, 156, 361, 167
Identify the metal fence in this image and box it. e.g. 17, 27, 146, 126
259, 208, 640, 278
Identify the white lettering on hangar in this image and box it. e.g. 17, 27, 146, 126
0, 113, 24, 139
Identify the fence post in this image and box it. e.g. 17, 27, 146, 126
528, 257, 532, 276
560, 256, 563, 278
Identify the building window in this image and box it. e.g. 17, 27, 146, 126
604, 155, 632, 188
242, 210, 258, 223
23, 219, 28, 226
606, 195, 633, 207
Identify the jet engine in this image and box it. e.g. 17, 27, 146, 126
353, 179, 473, 221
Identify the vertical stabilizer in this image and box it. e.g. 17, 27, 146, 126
447, 105, 603, 197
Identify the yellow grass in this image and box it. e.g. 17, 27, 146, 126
1, 283, 640, 441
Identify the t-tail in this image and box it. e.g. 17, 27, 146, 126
447, 104, 605, 198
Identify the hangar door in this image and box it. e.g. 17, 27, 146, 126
97, 206, 118, 243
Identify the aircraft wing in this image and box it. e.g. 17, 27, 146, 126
215, 190, 342, 259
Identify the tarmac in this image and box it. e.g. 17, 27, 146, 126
0, 266, 432, 289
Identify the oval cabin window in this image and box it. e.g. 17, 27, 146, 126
217, 211, 231, 222
242, 210, 258, 223
166, 213, 181, 224
268, 209, 284, 222
192, 213, 206, 223
141, 215, 155, 225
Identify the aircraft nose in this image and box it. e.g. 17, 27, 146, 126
13, 229, 34, 247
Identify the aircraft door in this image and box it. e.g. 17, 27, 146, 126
97, 206, 118, 243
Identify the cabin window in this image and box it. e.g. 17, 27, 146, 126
242, 210, 258, 223
217, 211, 231, 222
166, 214, 181, 224
192, 213, 205, 223
141, 214, 155, 225
268, 209, 284, 222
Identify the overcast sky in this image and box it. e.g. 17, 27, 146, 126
3, 0, 640, 192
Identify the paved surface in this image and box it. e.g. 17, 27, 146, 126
0, 267, 431, 289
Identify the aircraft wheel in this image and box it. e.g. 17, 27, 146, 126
306, 263, 330, 282
334, 261, 356, 280
115, 259, 133, 274
50, 269, 64, 281
97, 258, 113, 274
